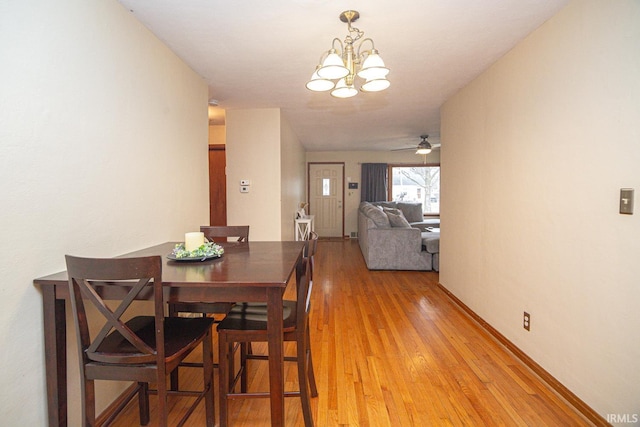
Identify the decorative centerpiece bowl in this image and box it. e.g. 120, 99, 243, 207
168, 241, 224, 261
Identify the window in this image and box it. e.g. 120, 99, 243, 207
322, 178, 330, 196
389, 165, 440, 215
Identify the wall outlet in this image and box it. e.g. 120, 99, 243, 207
523, 312, 531, 331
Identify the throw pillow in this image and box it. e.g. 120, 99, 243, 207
382, 207, 402, 216
386, 211, 411, 228
397, 202, 423, 223
364, 205, 391, 227
376, 201, 397, 209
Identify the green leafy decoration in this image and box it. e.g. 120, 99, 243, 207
172, 241, 224, 259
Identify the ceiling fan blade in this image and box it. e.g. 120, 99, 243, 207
391, 134, 441, 151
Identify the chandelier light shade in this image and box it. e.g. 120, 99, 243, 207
361, 78, 390, 92
305, 67, 335, 92
317, 50, 349, 80
357, 50, 389, 80
306, 10, 390, 98
331, 78, 358, 98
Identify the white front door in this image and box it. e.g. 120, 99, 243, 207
309, 163, 344, 238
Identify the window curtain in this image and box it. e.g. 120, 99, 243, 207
360, 163, 388, 202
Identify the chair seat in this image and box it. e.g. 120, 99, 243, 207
90, 316, 214, 364
219, 301, 297, 332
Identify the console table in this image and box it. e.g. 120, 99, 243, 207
295, 215, 315, 241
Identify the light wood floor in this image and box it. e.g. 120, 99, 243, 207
111, 239, 593, 426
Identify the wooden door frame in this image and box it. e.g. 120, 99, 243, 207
307, 162, 346, 238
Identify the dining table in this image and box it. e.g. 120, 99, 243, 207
34, 240, 306, 427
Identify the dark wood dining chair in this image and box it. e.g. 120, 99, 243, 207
306, 231, 318, 284
217, 255, 318, 427
168, 225, 249, 318
65, 255, 215, 427
169, 226, 249, 320
168, 225, 250, 389
234, 231, 318, 312
200, 225, 250, 243
228, 231, 318, 358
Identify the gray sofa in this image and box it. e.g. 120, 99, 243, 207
357, 201, 440, 271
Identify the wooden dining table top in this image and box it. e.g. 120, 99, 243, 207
35, 240, 306, 289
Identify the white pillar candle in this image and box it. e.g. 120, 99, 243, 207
184, 232, 205, 252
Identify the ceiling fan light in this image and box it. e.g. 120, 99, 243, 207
416, 136, 432, 154
317, 51, 349, 79
331, 78, 358, 98
357, 51, 389, 80
306, 69, 335, 92
361, 77, 390, 92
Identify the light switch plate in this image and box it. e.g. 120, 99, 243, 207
240, 179, 251, 186
240, 186, 249, 193
620, 188, 634, 214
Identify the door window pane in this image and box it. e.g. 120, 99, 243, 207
322, 178, 330, 196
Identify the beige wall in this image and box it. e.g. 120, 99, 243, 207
306, 150, 441, 237
226, 109, 281, 240
226, 109, 305, 241
440, 0, 640, 420
209, 124, 226, 145
0, 0, 209, 424
280, 114, 306, 241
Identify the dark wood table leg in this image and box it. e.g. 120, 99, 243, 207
168, 303, 179, 391
266, 288, 285, 427
219, 326, 230, 427
43, 286, 67, 427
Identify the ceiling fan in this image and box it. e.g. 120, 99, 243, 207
392, 135, 441, 155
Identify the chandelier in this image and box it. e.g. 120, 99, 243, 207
306, 10, 390, 98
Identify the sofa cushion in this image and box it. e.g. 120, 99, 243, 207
421, 232, 440, 253
363, 204, 390, 227
387, 211, 411, 228
397, 202, 423, 223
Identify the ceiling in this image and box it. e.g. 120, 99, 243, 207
117, 0, 568, 152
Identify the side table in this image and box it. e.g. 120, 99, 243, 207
295, 215, 315, 241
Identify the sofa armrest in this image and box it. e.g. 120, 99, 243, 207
368, 227, 422, 252
365, 227, 432, 270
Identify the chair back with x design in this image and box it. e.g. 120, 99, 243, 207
68, 255, 164, 364
66, 255, 215, 427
